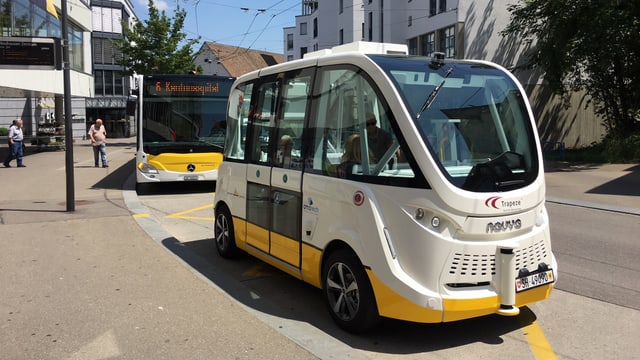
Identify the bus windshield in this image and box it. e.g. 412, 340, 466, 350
370, 55, 539, 192
141, 75, 233, 155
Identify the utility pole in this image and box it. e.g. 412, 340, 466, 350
61, 0, 75, 212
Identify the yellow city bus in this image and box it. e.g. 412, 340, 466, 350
132, 74, 234, 187
213, 42, 557, 333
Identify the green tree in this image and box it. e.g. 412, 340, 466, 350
502, 0, 640, 138
113, 0, 200, 75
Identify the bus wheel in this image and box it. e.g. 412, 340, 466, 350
214, 206, 237, 258
322, 249, 380, 333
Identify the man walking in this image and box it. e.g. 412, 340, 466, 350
88, 118, 108, 168
3, 119, 26, 168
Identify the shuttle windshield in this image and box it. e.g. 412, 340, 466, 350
370, 55, 539, 192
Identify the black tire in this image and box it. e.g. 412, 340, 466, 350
322, 248, 380, 333
214, 205, 238, 258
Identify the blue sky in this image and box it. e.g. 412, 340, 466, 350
132, 0, 300, 54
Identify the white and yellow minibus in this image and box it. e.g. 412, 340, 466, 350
213, 42, 557, 333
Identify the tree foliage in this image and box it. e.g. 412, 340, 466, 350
502, 0, 640, 137
113, 0, 200, 75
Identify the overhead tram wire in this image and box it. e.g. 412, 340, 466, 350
215, 1, 299, 62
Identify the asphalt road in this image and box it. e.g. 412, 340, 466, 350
134, 182, 640, 360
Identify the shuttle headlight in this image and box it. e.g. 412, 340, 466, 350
415, 208, 425, 220
431, 216, 441, 228
138, 162, 159, 174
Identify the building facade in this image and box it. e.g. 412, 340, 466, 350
87, 0, 136, 138
283, 0, 605, 148
0, 0, 93, 141
0, 0, 137, 142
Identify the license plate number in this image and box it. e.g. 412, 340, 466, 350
515, 269, 554, 292
184, 175, 199, 181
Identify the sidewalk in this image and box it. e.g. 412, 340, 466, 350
0, 138, 318, 360
544, 161, 640, 215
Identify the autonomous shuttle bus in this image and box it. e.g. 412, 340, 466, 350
213, 42, 556, 333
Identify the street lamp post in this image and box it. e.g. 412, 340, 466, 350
61, 0, 75, 212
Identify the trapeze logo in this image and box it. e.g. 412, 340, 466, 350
484, 196, 522, 210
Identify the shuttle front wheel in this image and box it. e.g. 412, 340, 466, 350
322, 249, 380, 333
214, 205, 238, 258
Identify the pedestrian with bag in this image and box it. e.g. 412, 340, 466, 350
3, 119, 26, 168
88, 118, 108, 168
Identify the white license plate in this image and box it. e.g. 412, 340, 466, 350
184, 175, 199, 181
515, 269, 555, 293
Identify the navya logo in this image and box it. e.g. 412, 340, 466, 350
484, 196, 522, 210
303, 197, 319, 214
486, 219, 522, 233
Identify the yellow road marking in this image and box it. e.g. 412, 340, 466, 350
166, 204, 214, 221
133, 213, 150, 218
522, 320, 557, 360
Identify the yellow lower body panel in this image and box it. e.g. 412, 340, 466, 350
147, 152, 222, 172
270, 232, 300, 267
368, 269, 555, 323
442, 296, 500, 322
367, 270, 443, 323
301, 243, 322, 288
246, 222, 269, 253
515, 283, 554, 308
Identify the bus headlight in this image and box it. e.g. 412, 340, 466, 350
138, 162, 159, 174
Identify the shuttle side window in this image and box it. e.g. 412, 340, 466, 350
307, 66, 418, 182
248, 79, 280, 164
225, 83, 253, 160
274, 69, 314, 169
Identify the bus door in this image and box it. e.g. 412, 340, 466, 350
245, 69, 313, 269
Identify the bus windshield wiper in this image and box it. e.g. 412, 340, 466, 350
416, 67, 453, 119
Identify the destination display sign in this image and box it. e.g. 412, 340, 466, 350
0, 37, 60, 70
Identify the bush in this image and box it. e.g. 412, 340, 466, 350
602, 133, 640, 163
0, 127, 7, 136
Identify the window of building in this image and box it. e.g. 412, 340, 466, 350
2, 0, 61, 37
339, 0, 343, 14
367, 12, 373, 41
300, 47, 307, 58
313, 18, 318, 38
408, 37, 418, 55
287, 33, 293, 50
408, 16, 412, 27
93, 38, 120, 65
439, 25, 455, 58
339, 29, 344, 45
300, 22, 307, 35
92, 6, 123, 34
439, 0, 447, 13
429, 0, 436, 16
94, 70, 125, 96
422, 32, 435, 57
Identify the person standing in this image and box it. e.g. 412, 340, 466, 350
3, 119, 26, 168
88, 118, 108, 168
